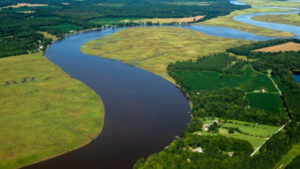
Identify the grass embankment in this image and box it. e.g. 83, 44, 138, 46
275, 143, 300, 169
0, 53, 105, 169
253, 14, 300, 27
200, 8, 295, 37
81, 27, 250, 81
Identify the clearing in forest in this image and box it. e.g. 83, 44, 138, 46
254, 42, 300, 52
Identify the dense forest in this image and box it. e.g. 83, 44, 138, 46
135, 39, 300, 169
0, 0, 249, 58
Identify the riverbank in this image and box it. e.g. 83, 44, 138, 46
0, 53, 105, 169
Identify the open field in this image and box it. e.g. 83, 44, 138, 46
81, 27, 250, 81
253, 14, 300, 27
218, 128, 267, 150
254, 42, 300, 52
222, 120, 279, 137
200, 8, 295, 37
0, 53, 104, 169
246, 93, 285, 114
199, 127, 268, 150
275, 143, 300, 169
172, 65, 277, 92
38, 31, 58, 41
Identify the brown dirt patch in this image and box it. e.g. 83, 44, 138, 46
254, 42, 300, 52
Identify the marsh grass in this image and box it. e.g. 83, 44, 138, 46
253, 14, 300, 27
0, 53, 104, 169
81, 27, 250, 81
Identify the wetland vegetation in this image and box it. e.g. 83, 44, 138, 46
0, 53, 105, 169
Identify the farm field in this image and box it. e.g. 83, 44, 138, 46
254, 42, 300, 52
200, 8, 295, 37
81, 27, 250, 81
0, 53, 105, 169
253, 14, 300, 27
246, 93, 285, 114
172, 65, 277, 92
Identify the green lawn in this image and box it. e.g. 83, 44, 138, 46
274, 142, 300, 169
219, 128, 267, 150
222, 120, 279, 137
200, 128, 267, 150
0, 53, 104, 169
199, 119, 279, 149
81, 27, 250, 82
173, 65, 277, 92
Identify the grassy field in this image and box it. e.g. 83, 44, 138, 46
199, 119, 279, 149
222, 120, 279, 137
173, 65, 277, 92
81, 27, 250, 81
218, 128, 267, 150
253, 14, 300, 27
274, 142, 300, 169
0, 53, 105, 169
38, 31, 58, 41
200, 8, 295, 37
246, 93, 285, 114
200, 128, 267, 150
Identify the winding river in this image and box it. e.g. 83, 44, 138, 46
24, 4, 300, 169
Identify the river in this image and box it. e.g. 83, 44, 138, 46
23, 4, 300, 169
